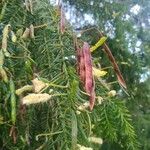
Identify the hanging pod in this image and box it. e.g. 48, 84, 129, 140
9, 78, 16, 125
83, 42, 95, 111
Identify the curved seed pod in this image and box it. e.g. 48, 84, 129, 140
99, 32, 127, 89
83, 42, 95, 110
90, 36, 107, 52
9, 78, 16, 125
15, 85, 33, 96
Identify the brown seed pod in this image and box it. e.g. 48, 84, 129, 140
99, 32, 127, 89
83, 42, 95, 110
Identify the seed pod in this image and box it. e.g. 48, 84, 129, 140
29, 24, 34, 38
15, 85, 33, 96
9, 78, 16, 125
22, 93, 52, 105
83, 42, 95, 110
22, 28, 30, 39
99, 32, 126, 89
2, 24, 11, 57
90, 36, 107, 52
11, 31, 17, 43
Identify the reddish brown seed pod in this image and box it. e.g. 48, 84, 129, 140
83, 42, 95, 110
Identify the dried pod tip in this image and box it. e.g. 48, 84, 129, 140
89, 92, 95, 111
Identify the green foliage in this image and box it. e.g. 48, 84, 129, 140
0, 0, 139, 150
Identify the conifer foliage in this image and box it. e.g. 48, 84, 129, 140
0, 0, 138, 149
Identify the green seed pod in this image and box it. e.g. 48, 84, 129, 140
9, 78, 16, 125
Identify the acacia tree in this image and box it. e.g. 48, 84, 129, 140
63, 0, 150, 149
0, 0, 138, 149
